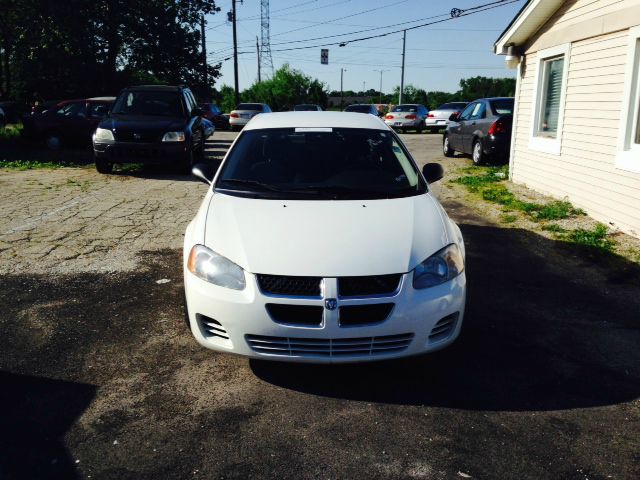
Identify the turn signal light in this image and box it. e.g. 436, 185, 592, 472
427, 113, 434, 118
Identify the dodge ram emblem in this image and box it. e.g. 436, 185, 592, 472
325, 298, 337, 310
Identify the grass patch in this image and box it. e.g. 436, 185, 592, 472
541, 224, 567, 234
455, 168, 584, 222
0, 159, 74, 170
566, 224, 615, 252
0, 123, 23, 140
500, 214, 517, 223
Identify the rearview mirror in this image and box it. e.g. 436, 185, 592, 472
449, 112, 459, 122
192, 163, 214, 185
422, 163, 444, 183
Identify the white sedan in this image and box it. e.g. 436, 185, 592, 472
184, 112, 466, 363
228, 102, 271, 130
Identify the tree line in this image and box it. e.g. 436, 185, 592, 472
0, 0, 220, 102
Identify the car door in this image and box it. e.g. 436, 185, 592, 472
52, 101, 88, 140
449, 102, 475, 151
462, 101, 486, 153
185, 91, 202, 147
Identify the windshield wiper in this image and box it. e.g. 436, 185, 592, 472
217, 178, 286, 192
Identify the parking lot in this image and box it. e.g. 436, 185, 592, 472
1, 131, 639, 479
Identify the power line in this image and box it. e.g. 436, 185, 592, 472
207, 0, 521, 63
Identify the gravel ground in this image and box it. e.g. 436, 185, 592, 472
1, 130, 639, 480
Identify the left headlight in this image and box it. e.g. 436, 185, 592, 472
162, 131, 185, 142
413, 244, 464, 289
94, 128, 114, 143
187, 245, 245, 290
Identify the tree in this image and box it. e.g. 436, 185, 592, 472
458, 76, 516, 101
242, 64, 328, 111
391, 84, 429, 105
0, 0, 222, 101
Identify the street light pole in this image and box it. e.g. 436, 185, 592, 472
232, 0, 240, 106
399, 29, 406, 105
374, 69, 389, 104
340, 68, 346, 111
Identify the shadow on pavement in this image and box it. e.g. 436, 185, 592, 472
251, 224, 640, 412
0, 372, 96, 479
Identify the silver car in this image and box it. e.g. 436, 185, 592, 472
384, 104, 429, 133
229, 103, 272, 130
425, 102, 468, 133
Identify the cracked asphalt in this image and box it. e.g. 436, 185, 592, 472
1, 131, 639, 480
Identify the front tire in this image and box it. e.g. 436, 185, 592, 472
443, 135, 454, 157
95, 157, 113, 174
472, 139, 485, 165
44, 131, 62, 151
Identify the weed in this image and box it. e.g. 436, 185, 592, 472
542, 224, 567, 233
0, 123, 23, 141
501, 214, 517, 223
535, 201, 586, 221
567, 224, 615, 252
0, 160, 72, 170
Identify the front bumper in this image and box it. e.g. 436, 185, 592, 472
93, 141, 187, 164
184, 268, 466, 364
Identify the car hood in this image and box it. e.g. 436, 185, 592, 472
99, 115, 186, 132
203, 192, 450, 277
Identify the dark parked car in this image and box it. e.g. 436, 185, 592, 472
344, 104, 379, 115
293, 104, 323, 111
442, 97, 514, 165
200, 103, 229, 130
0, 101, 30, 124
21, 97, 115, 150
93, 85, 205, 174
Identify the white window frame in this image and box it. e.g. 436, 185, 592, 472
529, 43, 571, 155
616, 26, 640, 174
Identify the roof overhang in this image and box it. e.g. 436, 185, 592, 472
494, 0, 564, 54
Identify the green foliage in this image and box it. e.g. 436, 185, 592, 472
0, 123, 23, 141
0, 160, 73, 170
458, 76, 516, 101
453, 166, 508, 191
501, 214, 517, 223
213, 85, 237, 113
242, 64, 328, 111
567, 224, 615, 252
0, 0, 221, 101
541, 224, 567, 233
534, 201, 586, 221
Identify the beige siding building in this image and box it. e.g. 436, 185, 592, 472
495, 0, 640, 237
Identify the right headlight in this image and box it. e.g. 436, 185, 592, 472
94, 128, 114, 143
187, 245, 245, 290
413, 244, 464, 289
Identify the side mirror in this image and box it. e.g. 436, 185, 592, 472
449, 112, 459, 122
422, 163, 444, 183
191, 107, 204, 117
192, 163, 214, 185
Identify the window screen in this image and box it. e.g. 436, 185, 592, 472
538, 56, 564, 137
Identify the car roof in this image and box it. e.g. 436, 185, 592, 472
87, 96, 116, 101
474, 97, 514, 102
244, 111, 388, 131
124, 85, 184, 92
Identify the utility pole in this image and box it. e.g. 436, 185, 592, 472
340, 68, 346, 111
256, 36, 261, 83
399, 30, 406, 105
231, 0, 240, 106
201, 14, 207, 101
374, 69, 389, 104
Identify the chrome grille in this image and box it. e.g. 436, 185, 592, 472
338, 274, 402, 297
257, 274, 322, 297
246, 333, 413, 357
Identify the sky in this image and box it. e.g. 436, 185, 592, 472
204, 0, 525, 95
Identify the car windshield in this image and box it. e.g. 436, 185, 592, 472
490, 99, 514, 115
237, 103, 263, 111
294, 105, 319, 111
345, 105, 371, 113
112, 91, 183, 117
392, 105, 418, 112
438, 103, 467, 110
215, 128, 426, 200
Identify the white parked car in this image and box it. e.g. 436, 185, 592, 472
228, 102, 271, 130
384, 104, 429, 133
183, 112, 466, 363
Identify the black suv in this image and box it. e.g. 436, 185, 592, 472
93, 85, 205, 173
